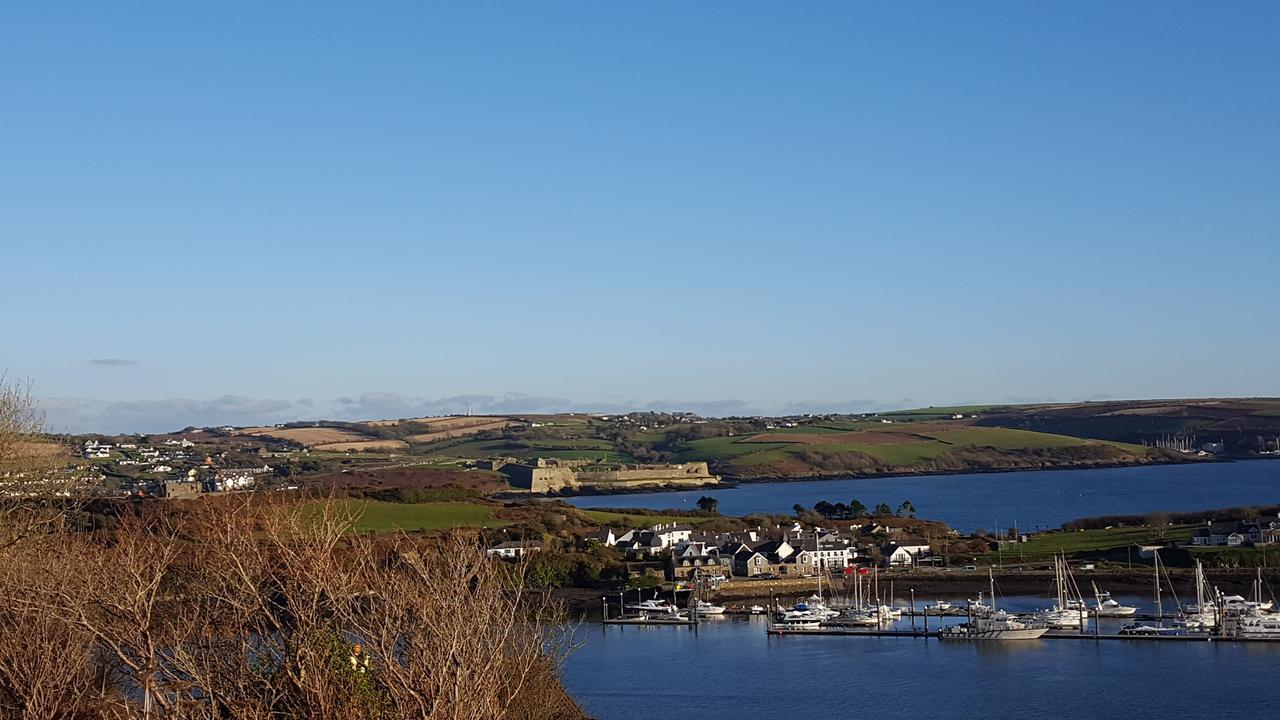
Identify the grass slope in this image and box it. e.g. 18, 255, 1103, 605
579, 510, 719, 528
979, 525, 1196, 564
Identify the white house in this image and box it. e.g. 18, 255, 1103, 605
486, 540, 541, 560
587, 528, 616, 546
884, 543, 931, 567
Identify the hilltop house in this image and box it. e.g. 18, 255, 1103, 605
486, 540, 541, 560
1190, 520, 1277, 547
614, 523, 695, 555
884, 542, 933, 567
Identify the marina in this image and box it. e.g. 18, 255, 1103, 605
566, 605, 1280, 720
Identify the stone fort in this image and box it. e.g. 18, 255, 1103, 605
492, 457, 720, 494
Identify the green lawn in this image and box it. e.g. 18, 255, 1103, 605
529, 449, 635, 462
729, 447, 795, 466
673, 436, 790, 462
316, 500, 510, 533
524, 438, 615, 450
979, 525, 1196, 563
579, 510, 719, 528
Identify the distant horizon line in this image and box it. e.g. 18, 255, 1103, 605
40, 394, 1280, 436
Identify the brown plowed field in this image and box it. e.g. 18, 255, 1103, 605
238, 427, 373, 446
313, 440, 409, 452
404, 419, 516, 443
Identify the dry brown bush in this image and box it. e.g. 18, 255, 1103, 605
0, 497, 583, 719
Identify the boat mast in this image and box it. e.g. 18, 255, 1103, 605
989, 567, 996, 612
1154, 548, 1163, 619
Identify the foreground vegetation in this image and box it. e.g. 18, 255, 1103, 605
0, 378, 583, 720
0, 498, 583, 720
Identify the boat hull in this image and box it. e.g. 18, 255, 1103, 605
940, 626, 1048, 640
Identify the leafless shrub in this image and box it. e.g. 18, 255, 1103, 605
0, 492, 583, 719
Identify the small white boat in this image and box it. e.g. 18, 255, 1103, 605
875, 604, 902, 619
940, 611, 1048, 640
1119, 622, 1184, 636
1220, 594, 1273, 616
773, 617, 822, 630
749, 605, 766, 615
940, 569, 1047, 640
1235, 615, 1280, 638
791, 594, 840, 620
1092, 585, 1138, 617
688, 600, 726, 616
1036, 606, 1088, 629
777, 609, 825, 623
626, 599, 676, 614
836, 608, 885, 627
1036, 556, 1088, 628
925, 600, 956, 614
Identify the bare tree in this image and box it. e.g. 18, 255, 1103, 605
0, 494, 583, 719
0, 374, 75, 549
1146, 511, 1172, 540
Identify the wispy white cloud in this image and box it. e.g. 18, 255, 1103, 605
88, 358, 137, 367
42, 396, 300, 434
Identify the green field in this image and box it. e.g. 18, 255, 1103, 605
672, 436, 791, 462
980, 525, 1196, 563
316, 500, 510, 533
579, 510, 719, 528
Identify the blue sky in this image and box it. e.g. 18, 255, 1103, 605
3, 2, 1277, 433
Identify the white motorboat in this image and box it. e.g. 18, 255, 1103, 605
749, 605, 766, 615
875, 604, 903, 619
688, 600, 726, 616
925, 600, 955, 614
940, 569, 1048, 640
963, 590, 994, 618
626, 599, 676, 614
1092, 584, 1138, 617
1035, 556, 1088, 629
1219, 594, 1272, 616
777, 608, 825, 623
1037, 606, 1088, 629
1119, 622, 1185, 636
791, 594, 840, 620
836, 608, 885, 627
940, 610, 1049, 640
773, 617, 822, 630
1235, 615, 1280, 638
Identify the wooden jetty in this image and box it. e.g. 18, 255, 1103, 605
603, 616, 697, 626
762, 626, 1280, 643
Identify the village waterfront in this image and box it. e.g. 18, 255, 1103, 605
562, 461, 1280, 717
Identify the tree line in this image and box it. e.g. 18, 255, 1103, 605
796, 499, 917, 520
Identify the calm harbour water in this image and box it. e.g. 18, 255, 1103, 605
562, 603, 1280, 719
565, 459, 1280, 532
